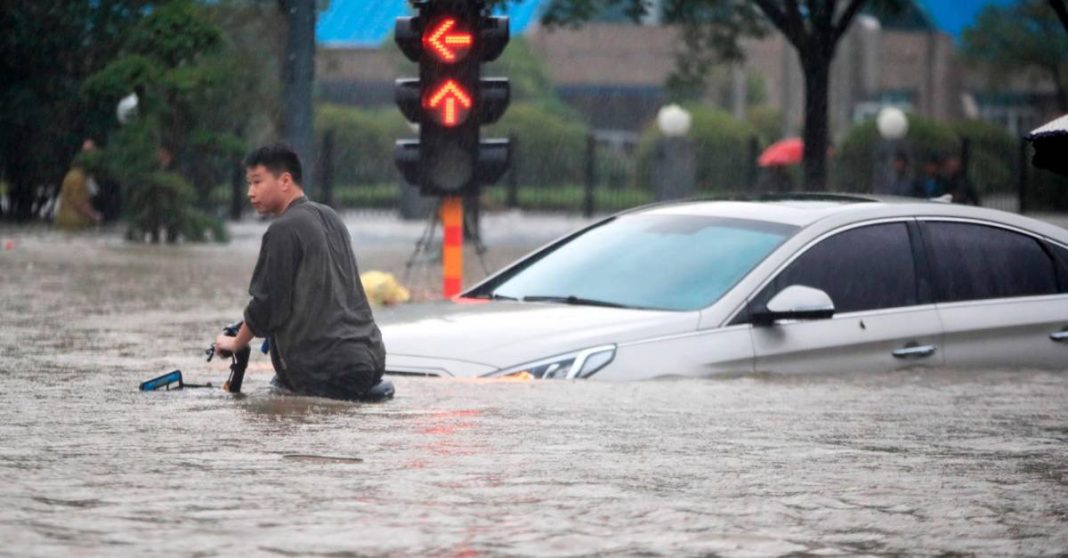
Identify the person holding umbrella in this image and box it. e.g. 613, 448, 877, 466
755, 138, 802, 194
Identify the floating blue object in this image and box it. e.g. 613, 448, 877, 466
140, 370, 183, 391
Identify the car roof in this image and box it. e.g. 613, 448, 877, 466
631, 193, 1068, 240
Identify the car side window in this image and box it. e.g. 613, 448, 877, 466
923, 222, 1057, 303
764, 222, 918, 314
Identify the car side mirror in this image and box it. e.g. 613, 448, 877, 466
752, 285, 835, 326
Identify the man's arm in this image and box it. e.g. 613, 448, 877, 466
214, 321, 254, 356
244, 227, 300, 337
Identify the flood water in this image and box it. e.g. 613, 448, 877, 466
2, 220, 1068, 556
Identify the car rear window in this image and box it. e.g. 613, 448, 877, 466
923, 222, 1058, 303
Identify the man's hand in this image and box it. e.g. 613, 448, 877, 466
214, 334, 245, 357
213, 321, 254, 358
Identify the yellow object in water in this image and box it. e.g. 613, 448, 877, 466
360, 271, 410, 306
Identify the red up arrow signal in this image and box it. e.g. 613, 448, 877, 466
424, 80, 473, 127
423, 18, 473, 62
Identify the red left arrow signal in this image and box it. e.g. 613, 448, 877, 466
423, 18, 473, 62
424, 80, 473, 127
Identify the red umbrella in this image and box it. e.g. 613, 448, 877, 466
758, 138, 803, 167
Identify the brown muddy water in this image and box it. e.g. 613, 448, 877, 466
1, 219, 1067, 556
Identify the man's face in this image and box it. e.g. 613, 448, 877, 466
246, 165, 291, 215
943, 157, 961, 176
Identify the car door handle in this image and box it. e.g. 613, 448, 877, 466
892, 344, 937, 359
1051, 331, 1068, 342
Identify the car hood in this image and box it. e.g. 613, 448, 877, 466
377, 301, 698, 377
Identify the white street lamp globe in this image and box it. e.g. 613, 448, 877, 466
117, 92, 139, 125
657, 104, 692, 137
876, 106, 908, 140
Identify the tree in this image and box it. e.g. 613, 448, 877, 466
963, 0, 1068, 113
541, 0, 903, 191
82, 0, 240, 242
0, 0, 150, 221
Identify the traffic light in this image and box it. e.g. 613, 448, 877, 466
394, 0, 511, 196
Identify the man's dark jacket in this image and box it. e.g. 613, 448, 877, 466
244, 197, 385, 399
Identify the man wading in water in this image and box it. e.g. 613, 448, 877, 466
212, 143, 387, 400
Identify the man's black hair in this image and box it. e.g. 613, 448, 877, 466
244, 143, 303, 185
894, 151, 908, 163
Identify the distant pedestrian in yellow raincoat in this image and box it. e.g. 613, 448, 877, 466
54, 139, 102, 230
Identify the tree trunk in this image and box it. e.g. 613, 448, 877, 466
801, 52, 831, 192
280, 0, 316, 193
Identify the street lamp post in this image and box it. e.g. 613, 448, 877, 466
652, 104, 695, 202
874, 106, 909, 195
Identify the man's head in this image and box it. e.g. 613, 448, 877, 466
942, 155, 962, 177
923, 155, 942, 176
893, 151, 909, 173
244, 143, 304, 215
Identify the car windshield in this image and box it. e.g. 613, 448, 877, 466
490, 213, 798, 311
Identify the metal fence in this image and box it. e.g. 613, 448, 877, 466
309, 133, 1067, 218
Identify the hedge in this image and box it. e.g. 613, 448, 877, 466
637, 106, 758, 193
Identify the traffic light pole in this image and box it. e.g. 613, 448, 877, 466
440, 196, 464, 298
394, 0, 511, 299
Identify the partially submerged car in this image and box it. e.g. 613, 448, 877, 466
380, 195, 1068, 380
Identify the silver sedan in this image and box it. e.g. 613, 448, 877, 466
380, 196, 1068, 379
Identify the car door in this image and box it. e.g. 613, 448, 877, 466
919, 220, 1068, 370
744, 221, 945, 374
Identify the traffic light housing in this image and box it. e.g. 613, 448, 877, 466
394, 0, 511, 196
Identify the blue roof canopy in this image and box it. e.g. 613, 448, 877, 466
317, 0, 544, 47
918, 0, 1014, 40
316, 0, 1013, 47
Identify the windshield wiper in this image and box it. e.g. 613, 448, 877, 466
521, 295, 630, 308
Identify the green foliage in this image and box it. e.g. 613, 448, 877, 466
834, 115, 961, 193
316, 104, 412, 186
949, 119, 1018, 195
315, 98, 590, 194
81, 56, 162, 101
82, 0, 238, 242
102, 116, 225, 242
488, 102, 590, 187
483, 185, 652, 212
541, 0, 908, 190
832, 115, 1021, 196
124, 1, 222, 67
637, 106, 757, 193
746, 105, 782, 145
0, 0, 150, 218
962, 0, 1068, 111
485, 37, 557, 102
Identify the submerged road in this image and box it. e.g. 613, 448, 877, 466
1, 212, 1067, 555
